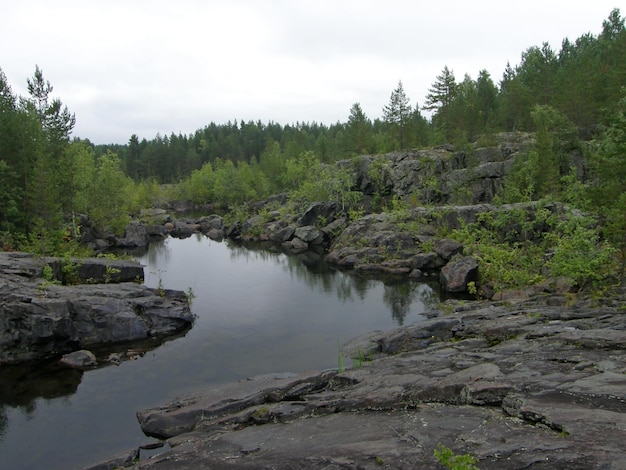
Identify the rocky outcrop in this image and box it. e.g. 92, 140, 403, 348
88, 289, 626, 469
353, 132, 534, 205
440, 255, 478, 292
0, 252, 194, 364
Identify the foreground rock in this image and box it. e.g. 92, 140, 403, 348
0, 252, 194, 364
90, 289, 626, 469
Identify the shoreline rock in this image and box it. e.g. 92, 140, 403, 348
87, 289, 626, 469
0, 252, 194, 365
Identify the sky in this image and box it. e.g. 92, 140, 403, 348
1, 1, 621, 144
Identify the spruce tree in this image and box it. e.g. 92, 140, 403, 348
382, 81, 412, 150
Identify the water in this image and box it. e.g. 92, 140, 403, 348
0, 235, 440, 469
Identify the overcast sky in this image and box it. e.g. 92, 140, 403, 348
1, 1, 620, 144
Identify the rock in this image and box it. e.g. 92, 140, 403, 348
299, 201, 338, 227
0, 252, 194, 364
168, 200, 195, 213
47, 255, 145, 284
171, 221, 201, 237
293, 225, 323, 244
410, 252, 441, 270
205, 228, 223, 241
145, 224, 168, 239
84, 447, 139, 470
140, 209, 169, 225
275, 225, 296, 243
283, 237, 308, 253
440, 255, 478, 293
197, 215, 223, 233
320, 217, 347, 239
103, 295, 626, 469
59, 349, 97, 369
433, 238, 464, 261
117, 222, 150, 248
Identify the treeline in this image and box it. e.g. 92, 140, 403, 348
92, 9, 626, 185
0, 9, 624, 255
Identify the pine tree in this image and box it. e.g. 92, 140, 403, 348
423, 66, 457, 111
382, 81, 412, 150
345, 103, 372, 155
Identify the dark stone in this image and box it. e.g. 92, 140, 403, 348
117, 222, 149, 248
299, 201, 338, 227
433, 238, 464, 261
275, 225, 296, 243
197, 215, 223, 233
440, 255, 478, 293
293, 226, 322, 244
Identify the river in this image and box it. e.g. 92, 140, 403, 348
0, 235, 441, 469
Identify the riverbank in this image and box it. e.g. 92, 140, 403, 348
89, 288, 626, 469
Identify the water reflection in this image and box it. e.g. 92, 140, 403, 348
0, 362, 83, 441
224, 240, 441, 322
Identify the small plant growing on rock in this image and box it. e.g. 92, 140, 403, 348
185, 287, 196, 306
37, 264, 61, 297
61, 254, 81, 285
150, 269, 167, 297
434, 443, 479, 470
337, 340, 346, 373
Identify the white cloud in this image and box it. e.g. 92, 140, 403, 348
0, 0, 619, 144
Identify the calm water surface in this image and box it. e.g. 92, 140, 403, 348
0, 235, 440, 469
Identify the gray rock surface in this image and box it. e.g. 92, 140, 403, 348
89, 290, 626, 469
0, 252, 194, 364
117, 222, 150, 248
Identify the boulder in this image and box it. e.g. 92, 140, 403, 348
283, 238, 308, 253
59, 349, 97, 369
293, 226, 323, 244
440, 255, 478, 293
171, 221, 201, 238
433, 238, 464, 261
206, 228, 224, 242
197, 215, 224, 233
274, 225, 296, 243
299, 201, 338, 227
117, 222, 150, 248
139, 209, 169, 225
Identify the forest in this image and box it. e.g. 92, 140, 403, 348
0, 9, 624, 286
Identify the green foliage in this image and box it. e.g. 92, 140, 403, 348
545, 215, 617, 288
434, 443, 479, 470
83, 151, 133, 235
185, 287, 196, 306
449, 203, 617, 293
37, 264, 61, 297
60, 254, 80, 285
345, 103, 374, 156
499, 105, 578, 202
382, 81, 413, 150
284, 151, 362, 210
337, 340, 346, 373
41, 264, 56, 283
